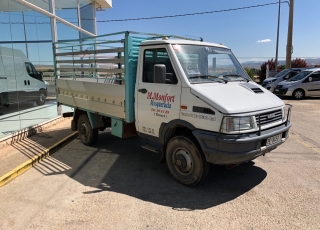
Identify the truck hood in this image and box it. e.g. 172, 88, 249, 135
190, 82, 284, 114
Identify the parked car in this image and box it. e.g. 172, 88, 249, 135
274, 68, 320, 99
262, 68, 305, 92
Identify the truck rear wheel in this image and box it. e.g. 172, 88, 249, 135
166, 135, 209, 186
77, 114, 98, 146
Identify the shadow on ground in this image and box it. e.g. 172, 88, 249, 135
37, 131, 267, 210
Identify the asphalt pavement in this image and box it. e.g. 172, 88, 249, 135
0, 97, 319, 229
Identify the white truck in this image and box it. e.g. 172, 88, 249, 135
0, 46, 47, 108
54, 31, 292, 186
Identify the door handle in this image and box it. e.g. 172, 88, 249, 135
138, 88, 147, 94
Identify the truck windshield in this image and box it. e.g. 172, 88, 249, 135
172, 44, 250, 83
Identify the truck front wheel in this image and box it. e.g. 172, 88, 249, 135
166, 135, 209, 186
77, 114, 98, 146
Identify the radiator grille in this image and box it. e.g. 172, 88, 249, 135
255, 110, 282, 126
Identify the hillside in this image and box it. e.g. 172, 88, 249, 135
241, 58, 320, 69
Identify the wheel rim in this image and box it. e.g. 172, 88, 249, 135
39, 93, 45, 103
79, 122, 89, 141
295, 91, 303, 99
172, 148, 193, 176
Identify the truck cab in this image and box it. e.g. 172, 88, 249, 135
135, 39, 291, 182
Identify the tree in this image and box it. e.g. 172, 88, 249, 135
244, 67, 255, 81
260, 59, 276, 82
291, 58, 308, 68
279, 65, 286, 71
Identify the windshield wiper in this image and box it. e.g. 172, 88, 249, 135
222, 74, 250, 82
189, 75, 228, 83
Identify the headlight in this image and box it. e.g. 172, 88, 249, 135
283, 105, 292, 122
222, 116, 254, 133
282, 107, 286, 122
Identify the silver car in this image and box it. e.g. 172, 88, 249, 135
274, 68, 320, 99
262, 68, 303, 92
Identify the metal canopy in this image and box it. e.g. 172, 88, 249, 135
0, 0, 112, 11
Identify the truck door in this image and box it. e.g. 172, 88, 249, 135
136, 47, 181, 137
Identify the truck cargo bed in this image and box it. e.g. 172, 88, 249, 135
57, 79, 125, 119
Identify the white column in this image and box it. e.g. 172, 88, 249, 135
49, 0, 61, 115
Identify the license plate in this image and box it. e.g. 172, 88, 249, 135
266, 134, 282, 146
275, 89, 279, 92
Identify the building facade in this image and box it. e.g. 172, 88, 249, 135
0, 0, 112, 139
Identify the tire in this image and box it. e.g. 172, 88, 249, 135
36, 90, 46, 105
166, 135, 209, 186
292, 89, 304, 100
77, 114, 98, 146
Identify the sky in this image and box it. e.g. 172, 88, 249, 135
95, 0, 320, 63
0, 0, 319, 65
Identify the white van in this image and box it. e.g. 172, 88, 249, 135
0, 46, 47, 108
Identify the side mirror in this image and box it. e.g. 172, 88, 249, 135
283, 75, 289, 80
309, 77, 312, 82
154, 64, 166, 83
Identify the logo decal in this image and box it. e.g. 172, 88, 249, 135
267, 113, 276, 119
181, 112, 216, 121
147, 92, 175, 109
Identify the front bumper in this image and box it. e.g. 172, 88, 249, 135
193, 122, 291, 165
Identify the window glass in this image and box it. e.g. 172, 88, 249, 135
288, 71, 299, 78
173, 45, 249, 84
311, 72, 320, 82
289, 71, 312, 81
274, 69, 291, 78
25, 62, 36, 76
143, 48, 178, 84
208, 53, 236, 76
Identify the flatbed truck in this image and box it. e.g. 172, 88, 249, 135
54, 31, 292, 186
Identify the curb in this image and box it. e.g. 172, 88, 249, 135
0, 131, 78, 188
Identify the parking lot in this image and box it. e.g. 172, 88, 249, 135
0, 97, 319, 230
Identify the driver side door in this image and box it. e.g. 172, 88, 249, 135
136, 46, 181, 138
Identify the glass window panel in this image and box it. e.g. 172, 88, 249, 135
0, 3, 91, 139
